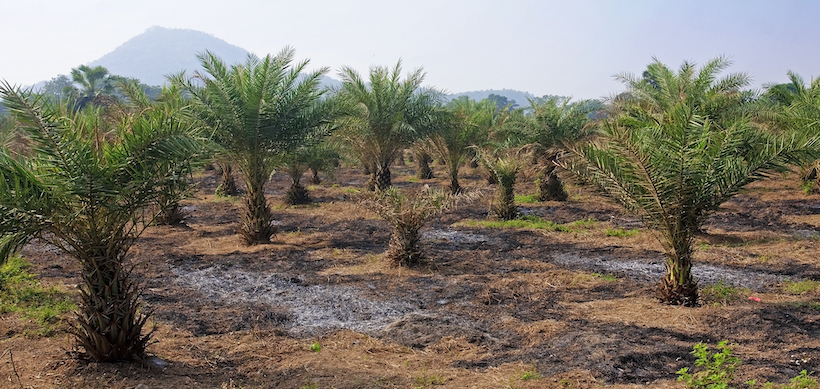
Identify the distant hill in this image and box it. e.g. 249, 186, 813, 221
88, 26, 250, 86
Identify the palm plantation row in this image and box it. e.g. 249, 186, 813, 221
1, 49, 819, 362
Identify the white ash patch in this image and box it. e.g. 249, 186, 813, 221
422, 228, 488, 244
551, 253, 786, 290
172, 266, 417, 336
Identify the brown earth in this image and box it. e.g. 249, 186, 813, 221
2, 163, 819, 389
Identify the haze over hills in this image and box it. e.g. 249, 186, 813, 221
88, 26, 249, 86
38, 26, 547, 103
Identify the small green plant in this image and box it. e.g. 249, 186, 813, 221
413, 369, 445, 388
343, 187, 361, 194
514, 194, 539, 204
701, 281, 749, 306
793, 302, 820, 311
568, 218, 598, 228
605, 227, 639, 237
592, 273, 618, 282
518, 364, 542, 380
309, 342, 321, 352
331, 183, 340, 188
461, 215, 570, 232
782, 279, 819, 295
677, 341, 741, 389
300, 379, 318, 389
747, 370, 818, 389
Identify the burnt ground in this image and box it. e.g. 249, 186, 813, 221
2, 164, 820, 388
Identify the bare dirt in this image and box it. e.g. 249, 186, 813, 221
2, 164, 819, 389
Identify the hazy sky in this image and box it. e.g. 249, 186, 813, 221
2, 0, 819, 100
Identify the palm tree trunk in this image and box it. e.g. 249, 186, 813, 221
375, 164, 392, 191
416, 151, 433, 179
216, 163, 238, 197
73, 252, 153, 362
310, 168, 321, 185
658, 239, 698, 306
448, 165, 461, 194
240, 165, 276, 244
537, 166, 568, 201
492, 175, 518, 220
285, 174, 311, 205
387, 224, 423, 266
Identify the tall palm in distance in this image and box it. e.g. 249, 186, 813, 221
563, 57, 820, 306
173, 48, 343, 244
338, 61, 442, 191
510, 97, 594, 201
426, 96, 496, 194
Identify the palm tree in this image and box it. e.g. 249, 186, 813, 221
64, 65, 117, 109
511, 97, 594, 201
475, 145, 526, 220
425, 97, 495, 193
173, 48, 342, 244
0, 83, 203, 361
356, 187, 476, 266
563, 57, 820, 306
279, 140, 340, 204
761, 72, 820, 191
115, 78, 210, 224
337, 61, 441, 191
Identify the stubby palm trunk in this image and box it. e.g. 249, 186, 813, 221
658, 238, 699, 306
73, 251, 153, 362
285, 174, 311, 205
537, 166, 568, 201
310, 168, 321, 185
216, 163, 238, 197
416, 151, 433, 180
387, 224, 423, 267
448, 166, 461, 194
492, 174, 518, 220
240, 167, 276, 244
375, 164, 392, 191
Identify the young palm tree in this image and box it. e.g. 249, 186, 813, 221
475, 146, 526, 220
510, 97, 594, 201
563, 57, 820, 306
356, 187, 476, 266
115, 78, 209, 224
0, 83, 203, 361
762, 72, 820, 191
426, 97, 496, 194
173, 48, 342, 244
279, 140, 340, 204
337, 61, 441, 191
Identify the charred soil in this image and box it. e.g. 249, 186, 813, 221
3, 166, 820, 388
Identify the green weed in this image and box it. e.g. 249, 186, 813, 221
592, 273, 618, 282
343, 187, 361, 194
782, 279, 819, 295
518, 364, 542, 380
309, 342, 321, 352
413, 369, 445, 388
700, 281, 749, 305
514, 194, 539, 204
677, 341, 741, 389
605, 227, 639, 237
568, 218, 597, 228
0, 256, 76, 336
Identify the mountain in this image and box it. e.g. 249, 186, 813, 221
88, 26, 250, 86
